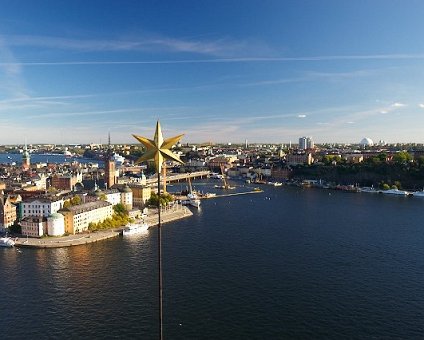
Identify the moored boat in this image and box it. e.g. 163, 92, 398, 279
122, 222, 149, 236
0, 237, 15, 247
380, 189, 411, 196
412, 190, 424, 197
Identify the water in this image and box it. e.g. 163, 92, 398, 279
0, 153, 102, 166
1, 183, 424, 339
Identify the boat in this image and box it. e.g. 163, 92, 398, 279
184, 178, 201, 208
380, 189, 411, 196
0, 237, 15, 248
412, 190, 424, 197
210, 173, 224, 180
187, 193, 201, 208
360, 187, 377, 193
268, 182, 282, 187
122, 222, 149, 236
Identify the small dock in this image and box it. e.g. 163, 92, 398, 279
211, 190, 263, 198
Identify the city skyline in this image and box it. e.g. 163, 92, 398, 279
1, 1, 424, 144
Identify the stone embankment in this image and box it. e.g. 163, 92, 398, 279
14, 206, 193, 249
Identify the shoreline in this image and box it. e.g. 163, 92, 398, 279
14, 206, 193, 249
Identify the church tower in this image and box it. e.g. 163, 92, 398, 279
104, 132, 116, 189
22, 141, 30, 171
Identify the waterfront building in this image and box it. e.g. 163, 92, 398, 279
128, 183, 151, 208
47, 213, 65, 236
0, 195, 17, 232
20, 216, 46, 237
103, 189, 121, 206
20, 197, 64, 219
271, 167, 291, 180
60, 200, 113, 234
119, 185, 133, 210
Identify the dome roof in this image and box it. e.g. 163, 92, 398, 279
121, 185, 132, 193
359, 137, 374, 146
49, 212, 64, 220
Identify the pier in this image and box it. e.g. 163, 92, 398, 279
207, 190, 263, 199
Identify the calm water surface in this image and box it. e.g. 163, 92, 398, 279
1, 183, 424, 339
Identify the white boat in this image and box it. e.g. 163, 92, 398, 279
412, 190, 424, 197
381, 189, 410, 196
122, 222, 149, 236
360, 187, 377, 193
0, 237, 15, 247
210, 173, 224, 179
268, 182, 282, 186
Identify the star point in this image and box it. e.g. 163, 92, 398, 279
133, 121, 184, 172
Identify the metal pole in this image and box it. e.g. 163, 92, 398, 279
158, 171, 163, 340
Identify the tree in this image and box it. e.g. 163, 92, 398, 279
113, 203, 128, 216
70, 196, 81, 206
63, 201, 71, 209
393, 151, 411, 164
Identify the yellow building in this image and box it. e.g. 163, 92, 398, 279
128, 184, 151, 208
60, 201, 113, 234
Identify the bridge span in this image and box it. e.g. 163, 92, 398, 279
145, 170, 210, 185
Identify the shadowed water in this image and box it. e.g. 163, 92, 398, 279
1, 183, 424, 339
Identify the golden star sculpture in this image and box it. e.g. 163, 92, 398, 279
132, 120, 184, 172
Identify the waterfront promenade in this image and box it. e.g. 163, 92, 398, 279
14, 205, 193, 248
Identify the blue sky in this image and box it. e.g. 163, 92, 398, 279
1, 0, 424, 144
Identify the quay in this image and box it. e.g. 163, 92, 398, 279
14, 205, 193, 249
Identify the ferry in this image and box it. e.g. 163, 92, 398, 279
0, 237, 15, 248
122, 222, 149, 236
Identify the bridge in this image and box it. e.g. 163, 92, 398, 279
145, 170, 210, 185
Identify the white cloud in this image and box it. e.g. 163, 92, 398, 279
380, 110, 388, 114
392, 102, 406, 108
2, 34, 250, 57
298, 114, 306, 118
419, 103, 424, 108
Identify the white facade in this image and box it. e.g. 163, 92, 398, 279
47, 213, 65, 236
105, 190, 121, 206
21, 198, 64, 218
61, 201, 113, 234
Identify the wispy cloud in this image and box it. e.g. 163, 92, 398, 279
2, 34, 249, 57
298, 114, 306, 118
392, 102, 406, 108
0, 36, 28, 99
4, 53, 424, 68
419, 103, 424, 108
